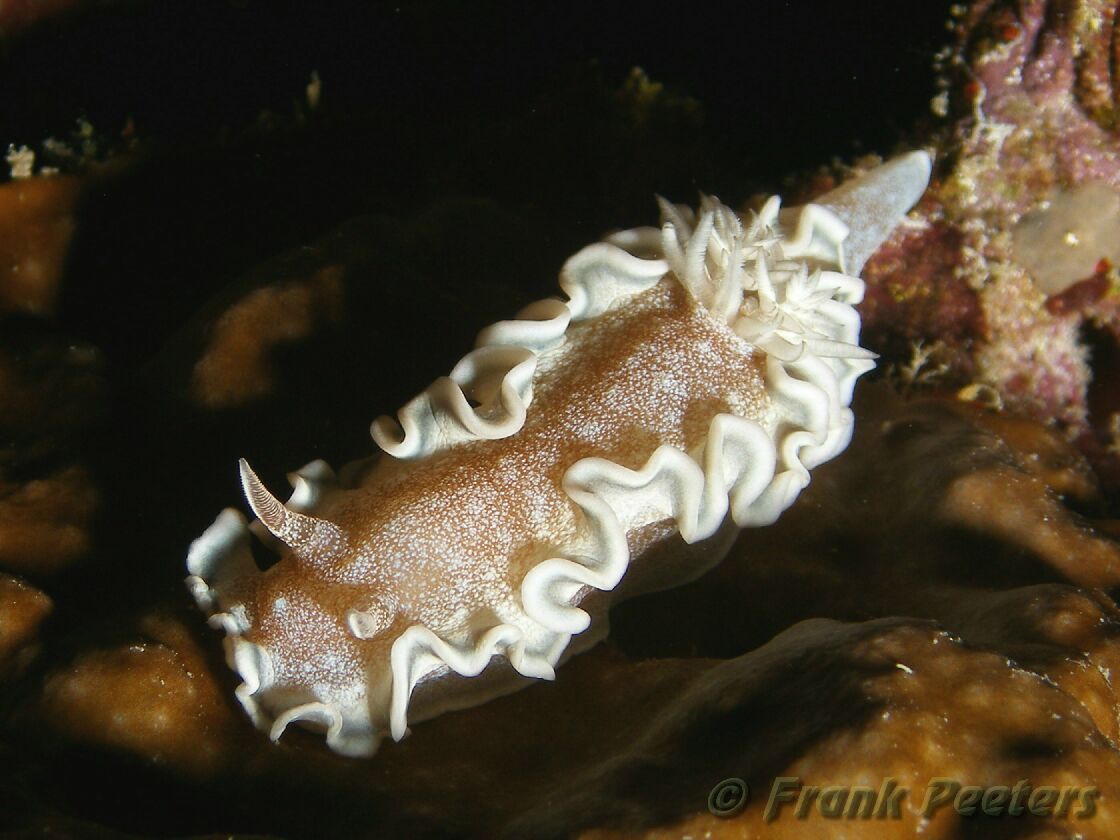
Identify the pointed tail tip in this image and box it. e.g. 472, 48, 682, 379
899, 148, 933, 179
892, 149, 934, 200
816, 149, 935, 277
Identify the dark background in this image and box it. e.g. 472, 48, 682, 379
2, 0, 952, 159
0, 1, 956, 364
0, 4, 962, 835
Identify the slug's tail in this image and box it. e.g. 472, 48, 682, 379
811, 150, 932, 276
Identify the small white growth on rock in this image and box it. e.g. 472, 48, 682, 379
6, 145, 34, 180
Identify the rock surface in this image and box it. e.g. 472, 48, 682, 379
3, 2, 1120, 838
856, 0, 1120, 501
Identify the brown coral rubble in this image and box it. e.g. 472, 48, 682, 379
2, 1, 1120, 838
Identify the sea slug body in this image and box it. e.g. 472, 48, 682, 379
186, 152, 932, 756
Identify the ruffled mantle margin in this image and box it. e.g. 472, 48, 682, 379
186, 152, 932, 756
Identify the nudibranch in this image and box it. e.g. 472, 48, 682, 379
187, 152, 932, 756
